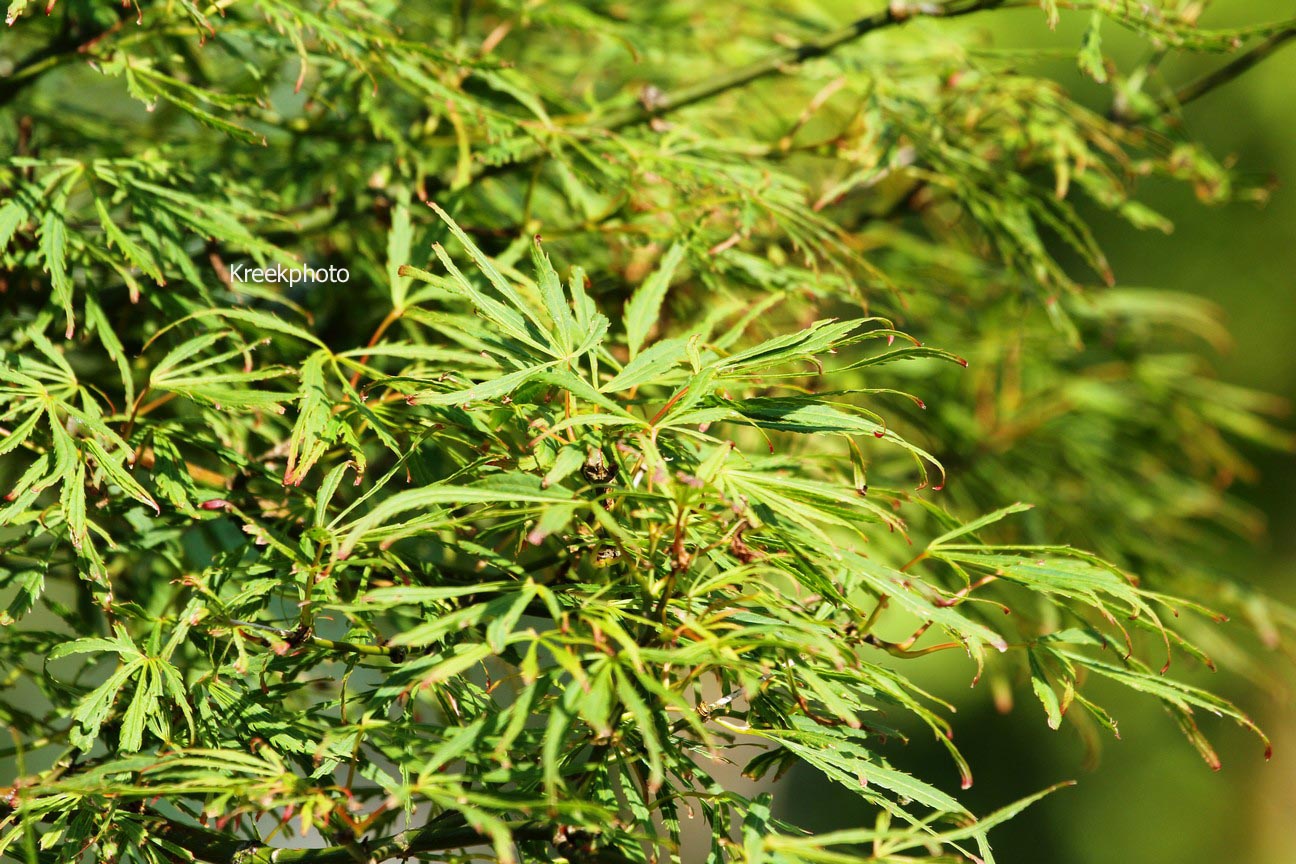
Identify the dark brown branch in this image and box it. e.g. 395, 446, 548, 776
231, 820, 553, 864
0, 801, 636, 864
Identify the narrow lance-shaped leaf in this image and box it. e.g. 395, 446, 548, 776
39, 211, 75, 338
624, 242, 686, 359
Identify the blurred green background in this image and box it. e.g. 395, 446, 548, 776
779, 8, 1296, 862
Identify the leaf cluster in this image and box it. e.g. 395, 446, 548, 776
1, 2, 1293, 863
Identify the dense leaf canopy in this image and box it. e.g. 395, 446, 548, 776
1, 2, 1293, 862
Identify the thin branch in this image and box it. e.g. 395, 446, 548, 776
1158, 26, 1296, 116
0, 801, 634, 864
445, 0, 1008, 196
225, 618, 398, 659
862, 633, 964, 658
591, 0, 1008, 132
0, 16, 127, 110
233, 820, 553, 864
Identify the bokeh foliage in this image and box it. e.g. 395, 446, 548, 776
1, 2, 1294, 862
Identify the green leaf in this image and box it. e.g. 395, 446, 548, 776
486, 586, 538, 651
929, 503, 1033, 547
1029, 651, 1063, 730
70, 661, 141, 751
0, 408, 43, 456
0, 200, 27, 251
408, 360, 559, 406
94, 197, 165, 285
1050, 647, 1271, 760
60, 458, 88, 550
119, 664, 160, 752
180, 308, 327, 349
39, 211, 75, 338
285, 351, 334, 485
623, 242, 686, 359
387, 189, 414, 309
716, 318, 862, 374
419, 642, 493, 685
83, 439, 159, 514
754, 720, 969, 815
531, 237, 579, 355
542, 446, 585, 489
4, 0, 31, 25
84, 295, 136, 405
428, 202, 555, 353
1079, 13, 1107, 83
601, 337, 688, 393
338, 479, 573, 559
